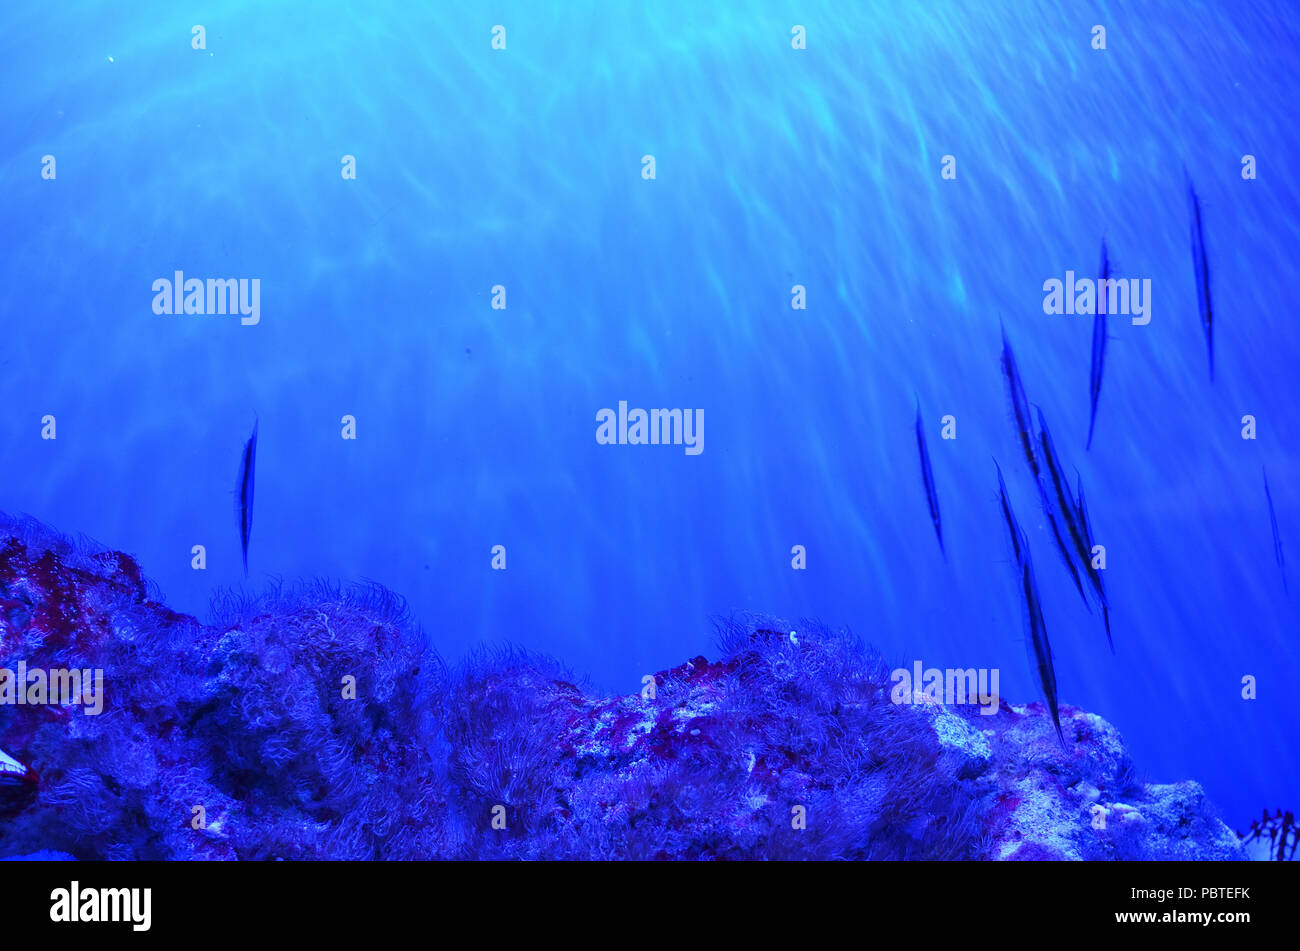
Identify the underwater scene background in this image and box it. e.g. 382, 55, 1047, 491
1, 0, 1297, 848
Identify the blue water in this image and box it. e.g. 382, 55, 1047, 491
1, 1, 1297, 836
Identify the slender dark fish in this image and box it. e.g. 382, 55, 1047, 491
1086, 240, 1109, 450
236, 419, 258, 576
996, 456, 1066, 746
1075, 475, 1114, 652
1001, 323, 1039, 478
1037, 407, 1113, 645
994, 458, 1025, 566
1035, 406, 1086, 542
1187, 173, 1214, 381
915, 398, 945, 559
1038, 476, 1091, 611
1264, 467, 1287, 593
1020, 538, 1066, 747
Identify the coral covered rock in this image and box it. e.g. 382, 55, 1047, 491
0, 514, 1245, 860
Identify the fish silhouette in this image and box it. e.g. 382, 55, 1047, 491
1075, 475, 1114, 652
994, 458, 1025, 567
1264, 467, 1287, 593
1020, 538, 1066, 748
236, 419, 258, 576
1186, 172, 1215, 381
1001, 323, 1039, 478
915, 398, 945, 559
1087, 239, 1110, 450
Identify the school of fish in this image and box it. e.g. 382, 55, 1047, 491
910, 176, 1286, 748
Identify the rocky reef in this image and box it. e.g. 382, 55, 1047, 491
0, 512, 1246, 860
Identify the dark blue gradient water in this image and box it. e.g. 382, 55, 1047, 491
1, 1, 1296, 835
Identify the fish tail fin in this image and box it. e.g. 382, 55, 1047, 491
1070, 560, 1091, 610
1078, 577, 1093, 613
